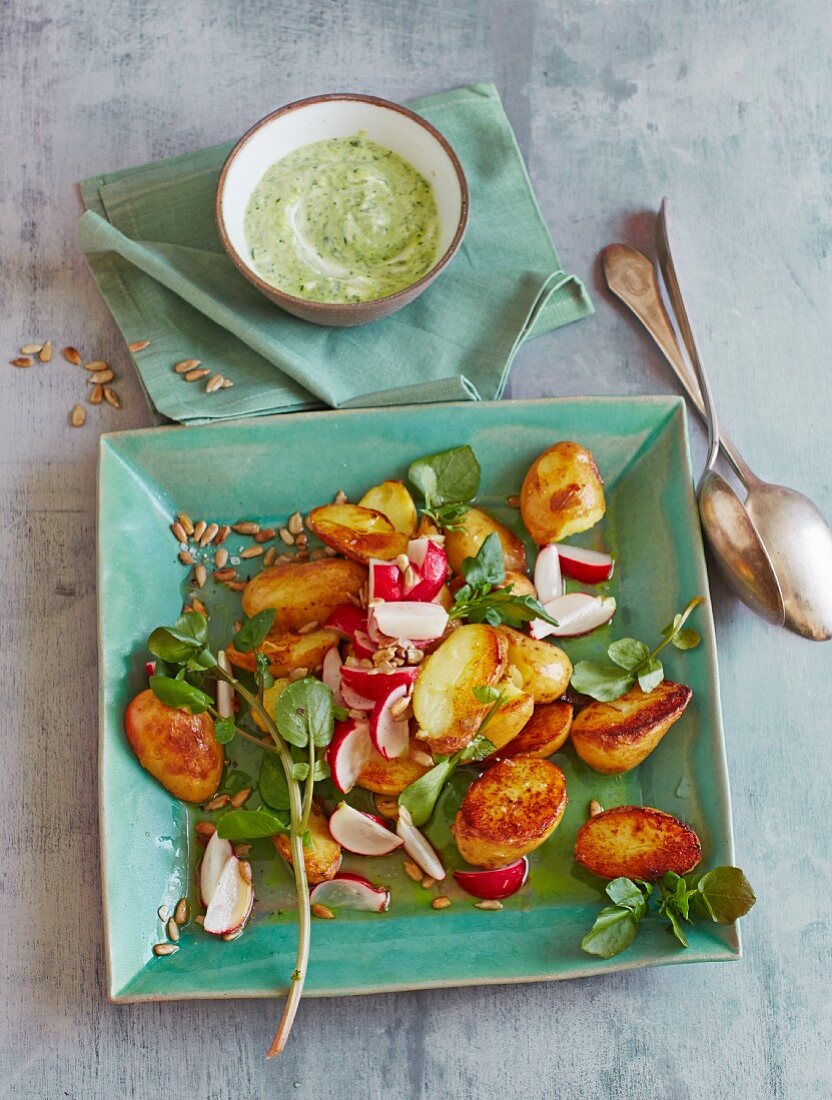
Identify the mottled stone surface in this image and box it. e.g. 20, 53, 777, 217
1, 1, 830, 1096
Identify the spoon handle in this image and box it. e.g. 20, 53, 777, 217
602, 242, 757, 488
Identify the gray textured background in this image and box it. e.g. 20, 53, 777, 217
2, 1, 831, 1097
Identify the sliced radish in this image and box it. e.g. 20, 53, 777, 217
203, 856, 254, 934
530, 593, 617, 639
200, 831, 235, 907
340, 664, 419, 702
324, 604, 366, 639
351, 629, 377, 660
216, 650, 234, 718
309, 872, 390, 913
404, 538, 448, 602
557, 544, 615, 584
322, 646, 343, 706
369, 559, 404, 603
340, 680, 375, 712
145, 660, 156, 678
328, 802, 404, 856
396, 805, 446, 880
326, 718, 373, 793
369, 683, 411, 759
454, 858, 529, 900
370, 602, 448, 641
534, 544, 562, 604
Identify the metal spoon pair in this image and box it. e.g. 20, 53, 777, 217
603, 199, 832, 641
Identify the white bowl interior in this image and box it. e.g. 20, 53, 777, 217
220, 99, 464, 281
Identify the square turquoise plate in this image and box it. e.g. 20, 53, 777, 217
98, 397, 738, 1002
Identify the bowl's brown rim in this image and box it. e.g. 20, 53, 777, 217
215, 92, 470, 312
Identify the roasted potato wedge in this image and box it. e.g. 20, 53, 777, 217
307, 503, 409, 563
575, 805, 702, 880
251, 679, 290, 733
481, 680, 535, 751
124, 689, 223, 804
491, 701, 573, 760
452, 757, 567, 868
359, 480, 418, 535
444, 507, 527, 575
242, 558, 366, 632
570, 680, 692, 774
501, 570, 537, 599
357, 740, 432, 795
520, 441, 606, 543
273, 803, 342, 884
226, 628, 340, 678
498, 626, 572, 703
413, 623, 508, 755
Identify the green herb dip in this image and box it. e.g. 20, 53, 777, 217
243, 134, 440, 304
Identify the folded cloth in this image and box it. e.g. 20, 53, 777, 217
78, 83, 593, 424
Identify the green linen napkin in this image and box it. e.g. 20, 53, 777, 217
78, 83, 593, 424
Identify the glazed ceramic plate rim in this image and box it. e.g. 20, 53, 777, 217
98, 397, 738, 1002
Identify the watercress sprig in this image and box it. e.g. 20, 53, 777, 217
571, 596, 704, 702
448, 533, 559, 630
407, 444, 481, 528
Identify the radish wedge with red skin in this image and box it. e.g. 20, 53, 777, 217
530, 593, 617, 639
324, 604, 366, 639
454, 858, 529, 900
557, 544, 615, 584
396, 805, 446, 880
321, 646, 343, 705
404, 538, 448, 602
533, 544, 562, 604
309, 872, 390, 913
369, 683, 410, 759
340, 664, 419, 702
200, 831, 235, 907
369, 601, 448, 641
203, 855, 254, 934
328, 802, 404, 856
368, 559, 404, 602
326, 718, 373, 793
339, 679, 375, 712
351, 629, 377, 660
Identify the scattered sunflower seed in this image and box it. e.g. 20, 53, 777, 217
174, 359, 201, 373
84, 360, 108, 372
334, 489, 347, 505
88, 368, 114, 384
373, 795, 400, 820
61, 346, 82, 364
195, 820, 216, 840
254, 527, 276, 543
11, 357, 33, 368
263, 546, 277, 567
589, 799, 604, 818
213, 568, 237, 582
203, 793, 230, 812
229, 787, 251, 809
194, 914, 205, 926
174, 897, 189, 925
171, 521, 188, 543
279, 528, 294, 546
403, 565, 417, 589
69, 404, 86, 427
396, 553, 410, 573
215, 547, 229, 568
226, 580, 247, 591
166, 917, 180, 943
239, 861, 252, 885
199, 522, 219, 547
297, 620, 320, 635
20, 343, 43, 354
153, 942, 178, 957
194, 564, 207, 588
288, 667, 309, 682
403, 860, 422, 882
103, 387, 121, 408
89, 384, 104, 405
205, 374, 224, 394
421, 876, 435, 890
390, 695, 412, 720
129, 339, 151, 352
190, 596, 208, 617
234, 843, 252, 858
193, 520, 207, 541
220, 378, 234, 388
184, 368, 210, 382
179, 550, 194, 565
295, 533, 309, 550
232, 521, 259, 535
214, 524, 231, 545
431, 896, 452, 910
506, 494, 520, 508
311, 903, 336, 920
178, 512, 195, 535
157, 905, 169, 922
241, 545, 263, 559
39, 341, 53, 362
475, 899, 503, 911
288, 512, 304, 535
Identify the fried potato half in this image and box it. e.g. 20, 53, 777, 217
125, 689, 223, 804
357, 740, 432, 795
273, 803, 342, 884
444, 507, 527, 575
520, 441, 606, 543
574, 805, 702, 880
452, 757, 568, 868
570, 680, 692, 774
307, 503, 409, 563
498, 626, 572, 703
242, 558, 366, 632
226, 628, 340, 677
481, 680, 535, 752
491, 701, 573, 760
359, 480, 418, 535
413, 623, 508, 755
501, 570, 537, 599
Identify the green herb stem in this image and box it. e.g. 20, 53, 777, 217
300, 739, 315, 835
206, 705, 279, 755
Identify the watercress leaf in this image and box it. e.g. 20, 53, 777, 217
484, 606, 502, 627
217, 807, 289, 840
149, 674, 213, 714
671, 628, 701, 651
398, 758, 457, 826
234, 609, 277, 653
221, 768, 254, 796
255, 650, 275, 687
147, 611, 209, 663
472, 685, 503, 705
258, 752, 290, 810
605, 877, 647, 914
607, 638, 650, 671
663, 903, 689, 947
214, 716, 237, 745
461, 533, 505, 588
459, 733, 496, 762
292, 762, 309, 781
637, 657, 664, 693
275, 678, 334, 749
408, 444, 480, 508
571, 661, 635, 702
696, 867, 756, 923
581, 905, 641, 959
312, 758, 330, 782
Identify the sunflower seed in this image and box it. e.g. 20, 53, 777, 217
87, 368, 114, 384
205, 374, 224, 394
174, 359, 201, 373
174, 897, 189, 925
403, 566, 417, 589
588, 799, 604, 818
475, 899, 503, 910
199, 522, 219, 547
263, 546, 277, 567
59, 345, 81, 364
421, 876, 435, 890
84, 360, 108, 372
431, 896, 452, 910
278, 528, 294, 546
311, 903, 336, 920
238, 860, 252, 884
193, 520, 206, 541
229, 787, 251, 809
373, 795, 399, 820
190, 596, 208, 617
11, 357, 33, 367
194, 564, 207, 588
213, 568, 237, 582
506, 494, 520, 508
232, 521, 259, 535
288, 667, 309, 682
254, 528, 276, 543
166, 917, 180, 943
129, 339, 150, 352
275, 553, 293, 564
403, 860, 422, 882
153, 942, 178, 957
287, 512, 304, 535
390, 695, 412, 719
179, 550, 194, 565
298, 620, 320, 636
103, 387, 121, 408
411, 748, 434, 768
214, 547, 229, 568
69, 404, 86, 427
220, 378, 234, 388
227, 580, 247, 591
171, 521, 188, 543
396, 553, 410, 573
157, 905, 169, 922
234, 843, 252, 857
178, 512, 195, 535
214, 524, 231, 545
21, 343, 42, 354
334, 489, 347, 505
89, 384, 104, 405
195, 820, 216, 840
203, 793, 230, 812
194, 914, 205, 926
184, 368, 210, 382
295, 533, 308, 550
241, 545, 263, 559
39, 340, 53, 362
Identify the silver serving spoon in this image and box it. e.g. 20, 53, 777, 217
602, 201, 832, 641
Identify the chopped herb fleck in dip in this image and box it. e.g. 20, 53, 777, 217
243, 134, 440, 304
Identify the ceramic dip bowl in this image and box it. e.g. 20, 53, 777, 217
216, 93, 469, 327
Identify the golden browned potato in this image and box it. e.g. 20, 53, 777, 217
242, 558, 366, 632
452, 757, 567, 868
481, 680, 535, 751
501, 571, 537, 599
570, 680, 692, 775
498, 626, 572, 703
273, 803, 341, 884
574, 805, 702, 880
307, 503, 409, 563
491, 701, 573, 760
520, 441, 606, 543
444, 507, 527, 575
251, 679, 290, 733
124, 689, 223, 804
413, 624, 508, 755
357, 740, 432, 795
359, 480, 418, 535
226, 628, 339, 677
